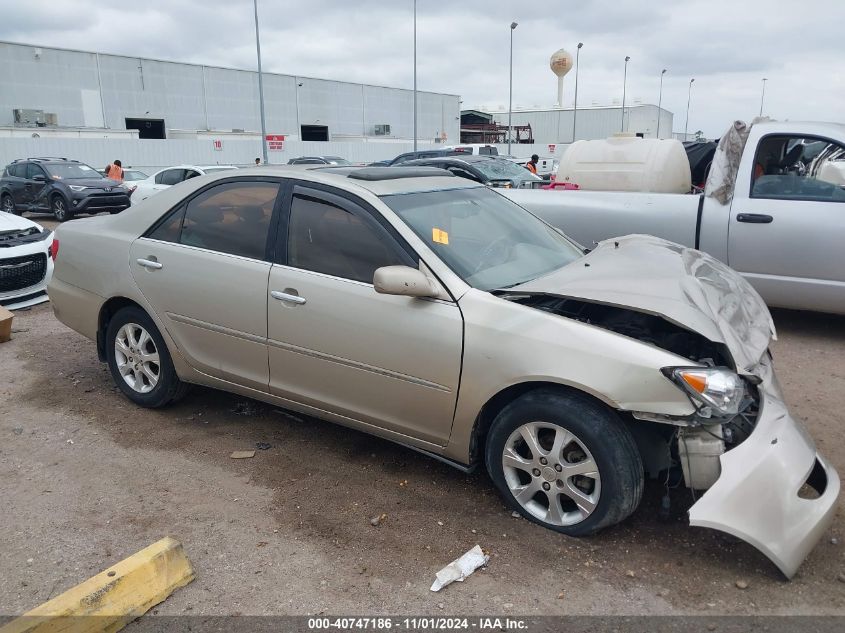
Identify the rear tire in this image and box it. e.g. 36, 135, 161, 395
1, 194, 18, 215
485, 388, 643, 536
51, 195, 73, 222
106, 306, 188, 408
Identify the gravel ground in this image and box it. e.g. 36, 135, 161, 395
1, 230, 844, 616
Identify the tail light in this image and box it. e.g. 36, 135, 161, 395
50, 238, 59, 261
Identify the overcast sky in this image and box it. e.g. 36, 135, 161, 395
2, 0, 842, 137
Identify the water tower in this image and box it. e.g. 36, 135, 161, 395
550, 49, 574, 107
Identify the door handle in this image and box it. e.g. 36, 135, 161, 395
136, 258, 163, 270
271, 290, 306, 305
736, 213, 773, 224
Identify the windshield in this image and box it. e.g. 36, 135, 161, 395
45, 163, 103, 180
383, 187, 583, 291
472, 158, 539, 182
326, 157, 351, 165
123, 170, 148, 181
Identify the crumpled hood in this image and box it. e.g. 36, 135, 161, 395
0, 210, 42, 232
510, 235, 775, 372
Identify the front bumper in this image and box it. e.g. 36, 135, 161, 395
0, 239, 53, 310
71, 191, 131, 214
688, 356, 839, 578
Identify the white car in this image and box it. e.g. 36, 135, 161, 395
0, 210, 53, 309
132, 165, 237, 203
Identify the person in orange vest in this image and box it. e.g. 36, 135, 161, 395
105, 159, 124, 182
526, 154, 539, 175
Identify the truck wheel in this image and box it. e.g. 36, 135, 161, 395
485, 388, 643, 536
106, 306, 188, 408
2, 194, 19, 215
51, 195, 73, 222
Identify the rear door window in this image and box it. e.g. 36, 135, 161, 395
156, 169, 185, 185
26, 163, 47, 180
751, 135, 845, 202
7, 163, 26, 178
148, 181, 280, 260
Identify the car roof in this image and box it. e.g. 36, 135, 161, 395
402, 155, 497, 166
159, 165, 237, 171
201, 165, 484, 196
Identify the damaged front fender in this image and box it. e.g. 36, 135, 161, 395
688, 358, 839, 578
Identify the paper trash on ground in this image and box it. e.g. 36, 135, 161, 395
430, 545, 489, 592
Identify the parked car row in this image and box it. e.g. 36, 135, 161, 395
1, 158, 131, 221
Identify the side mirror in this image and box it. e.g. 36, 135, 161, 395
31, 174, 46, 182
373, 266, 440, 298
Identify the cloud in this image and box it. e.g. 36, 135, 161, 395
0, 0, 841, 137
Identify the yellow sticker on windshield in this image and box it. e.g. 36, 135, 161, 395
432, 228, 449, 245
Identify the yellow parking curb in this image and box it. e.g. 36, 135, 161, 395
1, 537, 195, 633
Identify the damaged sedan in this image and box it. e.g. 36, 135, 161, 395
47, 166, 838, 578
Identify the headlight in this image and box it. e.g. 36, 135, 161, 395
69, 185, 88, 192
664, 367, 746, 416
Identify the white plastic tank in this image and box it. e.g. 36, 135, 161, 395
556, 134, 692, 193
818, 160, 845, 186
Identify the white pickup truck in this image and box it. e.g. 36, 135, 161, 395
505, 120, 845, 314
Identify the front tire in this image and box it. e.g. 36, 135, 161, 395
106, 306, 188, 408
51, 195, 73, 222
485, 388, 643, 536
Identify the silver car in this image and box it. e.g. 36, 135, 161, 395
47, 166, 839, 578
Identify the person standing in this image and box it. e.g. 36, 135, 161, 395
526, 154, 539, 175
105, 159, 124, 182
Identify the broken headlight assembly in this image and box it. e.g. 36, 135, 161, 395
663, 367, 746, 417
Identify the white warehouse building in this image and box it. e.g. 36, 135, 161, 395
0, 41, 461, 144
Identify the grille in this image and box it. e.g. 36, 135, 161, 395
0, 253, 47, 292
86, 192, 130, 208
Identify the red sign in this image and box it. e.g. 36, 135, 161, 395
212, 139, 223, 151
265, 134, 285, 151
548, 144, 556, 154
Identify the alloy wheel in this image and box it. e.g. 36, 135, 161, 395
2, 196, 14, 214
114, 323, 160, 393
52, 197, 67, 220
502, 421, 601, 526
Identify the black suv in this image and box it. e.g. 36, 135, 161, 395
1, 157, 131, 221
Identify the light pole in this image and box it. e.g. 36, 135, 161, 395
508, 21, 518, 154
759, 78, 767, 117
684, 77, 695, 140
621, 55, 630, 132
413, 0, 417, 151
253, 0, 268, 164
572, 42, 583, 143
656, 69, 667, 138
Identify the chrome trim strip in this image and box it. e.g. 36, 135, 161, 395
267, 337, 451, 392
167, 313, 266, 344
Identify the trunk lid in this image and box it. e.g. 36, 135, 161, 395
508, 235, 775, 372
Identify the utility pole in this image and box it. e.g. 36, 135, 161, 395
413, 0, 417, 151
656, 69, 666, 138
253, 0, 268, 164
684, 78, 695, 140
572, 42, 583, 142
759, 78, 767, 117
621, 56, 630, 132
508, 22, 518, 154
